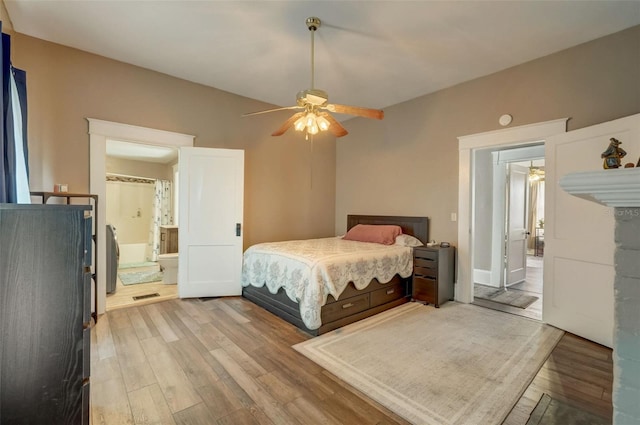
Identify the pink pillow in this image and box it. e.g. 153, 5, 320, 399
343, 224, 403, 245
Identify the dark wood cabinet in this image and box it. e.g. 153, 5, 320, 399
0, 204, 91, 424
412, 245, 455, 307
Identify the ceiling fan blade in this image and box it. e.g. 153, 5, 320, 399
324, 104, 384, 120
271, 112, 305, 136
319, 112, 349, 137
243, 105, 301, 117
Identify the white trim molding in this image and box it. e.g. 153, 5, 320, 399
560, 168, 640, 207
473, 269, 495, 287
88, 118, 195, 147
456, 118, 568, 303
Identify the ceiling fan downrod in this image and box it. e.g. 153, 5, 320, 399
306, 17, 321, 90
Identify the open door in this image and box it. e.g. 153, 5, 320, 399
545, 114, 640, 347
505, 163, 529, 286
178, 147, 244, 298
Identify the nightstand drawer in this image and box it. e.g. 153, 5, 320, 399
414, 250, 438, 261
414, 257, 437, 269
414, 266, 437, 278
413, 276, 437, 301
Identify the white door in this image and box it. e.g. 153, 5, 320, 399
544, 114, 640, 347
178, 147, 244, 298
505, 164, 529, 286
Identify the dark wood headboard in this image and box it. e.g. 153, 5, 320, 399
346, 215, 429, 244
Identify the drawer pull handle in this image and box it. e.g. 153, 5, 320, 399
386, 289, 395, 295
342, 303, 354, 309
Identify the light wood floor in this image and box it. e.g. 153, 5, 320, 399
91, 296, 612, 425
105, 265, 177, 311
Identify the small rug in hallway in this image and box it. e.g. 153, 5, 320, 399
118, 269, 163, 285
474, 284, 539, 309
293, 302, 563, 425
526, 393, 611, 425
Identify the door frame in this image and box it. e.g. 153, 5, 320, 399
88, 118, 194, 315
456, 118, 567, 304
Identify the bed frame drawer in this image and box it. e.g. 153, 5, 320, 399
370, 282, 405, 307
322, 293, 370, 323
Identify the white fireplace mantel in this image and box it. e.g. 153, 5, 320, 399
559, 168, 640, 208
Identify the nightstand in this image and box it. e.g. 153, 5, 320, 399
412, 245, 456, 307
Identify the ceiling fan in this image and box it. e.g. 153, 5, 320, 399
243, 17, 384, 139
529, 162, 545, 181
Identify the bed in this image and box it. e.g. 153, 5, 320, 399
241, 215, 429, 335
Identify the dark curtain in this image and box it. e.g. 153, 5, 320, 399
0, 22, 29, 203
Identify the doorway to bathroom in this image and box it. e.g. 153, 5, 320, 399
104, 140, 179, 311
90, 119, 245, 315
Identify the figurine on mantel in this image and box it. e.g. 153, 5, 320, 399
601, 137, 627, 169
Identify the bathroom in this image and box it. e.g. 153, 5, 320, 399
105, 141, 179, 310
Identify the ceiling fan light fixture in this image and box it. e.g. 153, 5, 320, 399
294, 116, 306, 132
317, 115, 331, 131
529, 160, 545, 181
242, 16, 383, 138
305, 112, 317, 127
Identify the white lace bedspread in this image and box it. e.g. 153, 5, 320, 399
241, 237, 413, 330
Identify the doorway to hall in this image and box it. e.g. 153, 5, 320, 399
471, 145, 544, 321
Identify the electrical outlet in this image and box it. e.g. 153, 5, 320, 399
451, 212, 457, 222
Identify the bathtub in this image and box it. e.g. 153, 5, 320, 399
118, 243, 148, 265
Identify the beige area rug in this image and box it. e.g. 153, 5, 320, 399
293, 302, 563, 425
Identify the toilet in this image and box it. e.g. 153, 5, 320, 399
158, 253, 178, 284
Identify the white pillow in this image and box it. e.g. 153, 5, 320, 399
395, 234, 424, 247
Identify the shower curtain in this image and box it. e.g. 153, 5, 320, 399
147, 179, 172, 261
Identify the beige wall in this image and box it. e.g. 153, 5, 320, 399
10, 32, 336, 248
6, 23, 640, 248
336, 25, 640, 244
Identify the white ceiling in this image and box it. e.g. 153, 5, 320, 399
5, 0, 640, 115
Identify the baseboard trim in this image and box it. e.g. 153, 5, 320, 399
474, 268, 494, 286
